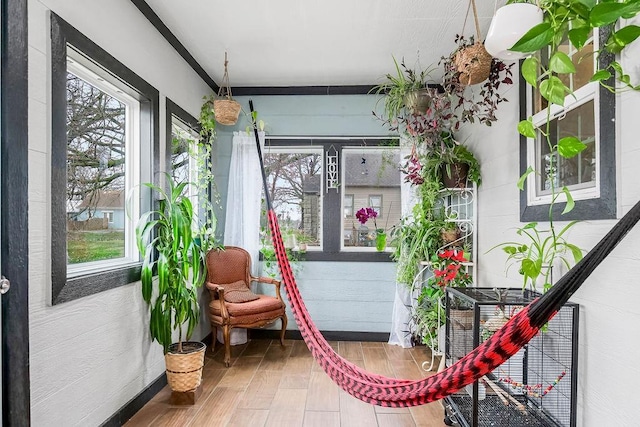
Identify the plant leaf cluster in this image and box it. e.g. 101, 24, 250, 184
136, 177, 211, 353
493, 0, 640, 292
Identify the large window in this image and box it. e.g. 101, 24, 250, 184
65, 59, 140, 268
263, 147, 323, 250
342, 148, 401, 249
51, 13, 159, 304
521, 28, 616, 220
263, 139, 400, 260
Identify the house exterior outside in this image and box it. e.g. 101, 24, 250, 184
73, 190, 125, 230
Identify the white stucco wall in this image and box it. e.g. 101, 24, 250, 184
28, 0, 213, 425
462, 40, 640, 425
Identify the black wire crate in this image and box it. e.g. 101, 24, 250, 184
443, 287, 578, 427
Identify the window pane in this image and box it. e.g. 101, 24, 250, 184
344, 194, 354, 218
343, 149, 401, 248
534, 34, 594, 116
557, 40, 594, 94
369, 195, 383, 216
66, 72, 127, 264
263, 150, 322, 248
537, 100, 596, 195
171, 122, 193, 187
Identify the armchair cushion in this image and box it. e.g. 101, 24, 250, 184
221, 280, 260, 303
210, 294, 284, 316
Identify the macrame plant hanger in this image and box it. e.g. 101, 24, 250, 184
213, 52, 241, 126
248, 102, 640, 407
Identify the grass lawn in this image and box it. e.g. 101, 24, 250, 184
67, 230, 125, 264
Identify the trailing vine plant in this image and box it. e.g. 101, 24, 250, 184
494, 0, 640, 291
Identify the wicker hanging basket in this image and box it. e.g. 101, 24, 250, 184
165, 341, 206, 392
214, 52, 241, 126
455, 0, 493, 86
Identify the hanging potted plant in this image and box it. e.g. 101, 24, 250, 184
485, 1, 544, 61
213, 52, 241, 126
135, 177, 210, 394
454, 0, 493, 86
371, 57, 438, 132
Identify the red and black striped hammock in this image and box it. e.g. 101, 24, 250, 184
250, 109, 640, 407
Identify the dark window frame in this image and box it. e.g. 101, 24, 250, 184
50, 13, 160, 304
519, 27, 616, 221
265, 138, 397, 262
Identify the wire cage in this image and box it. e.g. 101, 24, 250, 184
443, 287, 578, 427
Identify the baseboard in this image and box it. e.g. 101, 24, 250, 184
100, 372, 167, 427
101, 333, 213, 426
250, 329, 390, 342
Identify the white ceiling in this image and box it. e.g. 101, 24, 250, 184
145, 0, 506, 88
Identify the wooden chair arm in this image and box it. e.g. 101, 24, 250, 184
250, 276, 284, 301
205, 282, 229, 319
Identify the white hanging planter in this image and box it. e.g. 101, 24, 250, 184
485, 3, 544, 61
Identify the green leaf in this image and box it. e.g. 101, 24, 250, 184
568, 26, 591, 50
549, 51, 576, 74
566, 243, 584, 263
502, 246, 518, 255
540, 76, 567, 106
521, 57, 539, 88
607, 25, 640, 54
590, 2, 628, 26
522, 222, 538, 230
590, 69, 612, 82
561, 187, 575, 214
518, 166, 535, 191
511, 23, 554, 53
521, 258, 542, 280
575, 0, 596, 8
557, 136, 587, 158
518, 119, 536, 138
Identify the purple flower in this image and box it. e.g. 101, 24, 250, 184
355, 207, 378, 228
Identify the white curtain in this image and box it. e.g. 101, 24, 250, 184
388, 136, 419, 348
219, 130, 265, 344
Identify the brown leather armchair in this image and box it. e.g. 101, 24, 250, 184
205, 246, 287, 366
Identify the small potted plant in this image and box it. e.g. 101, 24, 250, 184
355, 205, 394, 251
424, 132, 482, 188
426, 249, 474, 329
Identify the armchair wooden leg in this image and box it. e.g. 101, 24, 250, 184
210, 325, 217, 353
223, 325, 232, 367
279, 315, 288, 347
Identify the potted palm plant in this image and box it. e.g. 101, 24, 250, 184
135, 177, 209, 393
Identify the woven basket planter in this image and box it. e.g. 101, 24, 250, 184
455, 42, 492, 86
213, 99, 241, 126
165, 341, 206, 392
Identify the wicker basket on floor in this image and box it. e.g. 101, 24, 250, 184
165, 341, 206, 392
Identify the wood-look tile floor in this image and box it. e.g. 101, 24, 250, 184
125, 339, 446, 427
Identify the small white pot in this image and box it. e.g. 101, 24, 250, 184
485, 3, 544, 61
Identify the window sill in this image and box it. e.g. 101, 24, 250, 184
52, 263, 142, 305
299, 251, 394, 262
